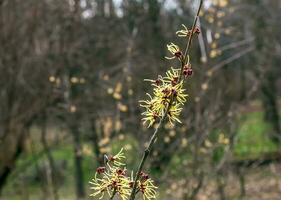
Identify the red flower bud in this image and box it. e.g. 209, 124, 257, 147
153, 112, 158, 120
183, 64, 193, 78
116, 168, 126, 176
129, 181, 134, 188
172, 89, 178, 96
187, 68, 193, 76
171, 76, 178, 86
174, 51, 182, 58
108, 155, 115, 162
96, 166, 106, 174
155, 79, 161, 86
140, 171, 149, 180
194, 27, 201, 34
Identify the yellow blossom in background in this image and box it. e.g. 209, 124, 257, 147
82, 144, 93, 156
219, 0, 228, 7
214, 32, 220, 39
79, 77, 86, 83
181, 138, 188, 147
70, 77, 79, 84
169, 130, 176, 137
55, 77, 61, 86
164, 136, 170, 143
103, 74, 109, 81
107, 87, 114, 94
204, 139, 213, 148
70, 105, 77, 113
217, 11, 225, 18
115, 82, 122, 93
128, 89, 133, 96
118, 102, 128, 112
218, 133, 229, 145
113, 92, 122, 100
49, 76, 55, 82
126, 76, 132, 82
210, 49, 218, 58
211, 42, 218, 49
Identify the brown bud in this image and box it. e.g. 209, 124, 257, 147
162, 88, 170, 96
174, 51, 182, 58
116, 168, 126, 176
187, 68, 193, 76
140, 171, 149, 180
129, 181, 134, 188
183, 64, 193, 78
96, 166, 106, 174
108, 155, 116, 162
172, 89, 178, 97
194, 27, 201, 34
155, 78, 161, 86
171, 76, 179, 86
153, 113, 158, 120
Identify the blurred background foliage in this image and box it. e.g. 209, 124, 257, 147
0, 0, 280, 199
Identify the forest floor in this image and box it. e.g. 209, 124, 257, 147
2, 163, 281, 200
160, 163, 281, 200
1, 108, 281, 200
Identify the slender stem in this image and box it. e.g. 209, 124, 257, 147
109, 189, 117, 200
184, 0, 203, 61
180, 0, 204, 82
129, 1, 203, 200
128, 116, 165, 200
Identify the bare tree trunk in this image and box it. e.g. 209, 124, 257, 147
236, 167, 246, 200
216, 172, 226, 200
90, 121, 103, 166
70, 120, 85, 199
0, 126, 25, 194
40, 113, 59, 200
0, 141, 22, 194
261, 72, 280, 143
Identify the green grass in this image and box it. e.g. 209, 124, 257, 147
234, 111, 279, 159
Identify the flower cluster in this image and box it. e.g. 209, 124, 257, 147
129, 172, 157, 200
140, 24, 199, 127
90, 149, 157, 200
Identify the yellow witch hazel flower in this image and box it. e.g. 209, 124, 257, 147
176, 24, 190, 37
89, 167, 130, 199
176, 24, 201, 37
106, 148, 126, 167
165, 43, 182, 60
140, 67, 188, 127
90, 149, 157, 200
167, 103, 183, 124
129, 172, 157, 200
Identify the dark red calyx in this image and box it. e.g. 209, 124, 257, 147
96, 166, 106, 174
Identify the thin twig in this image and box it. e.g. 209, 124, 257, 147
210, 46, 255, 74
109, 189, 117, 200
128, 1, 204, 200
